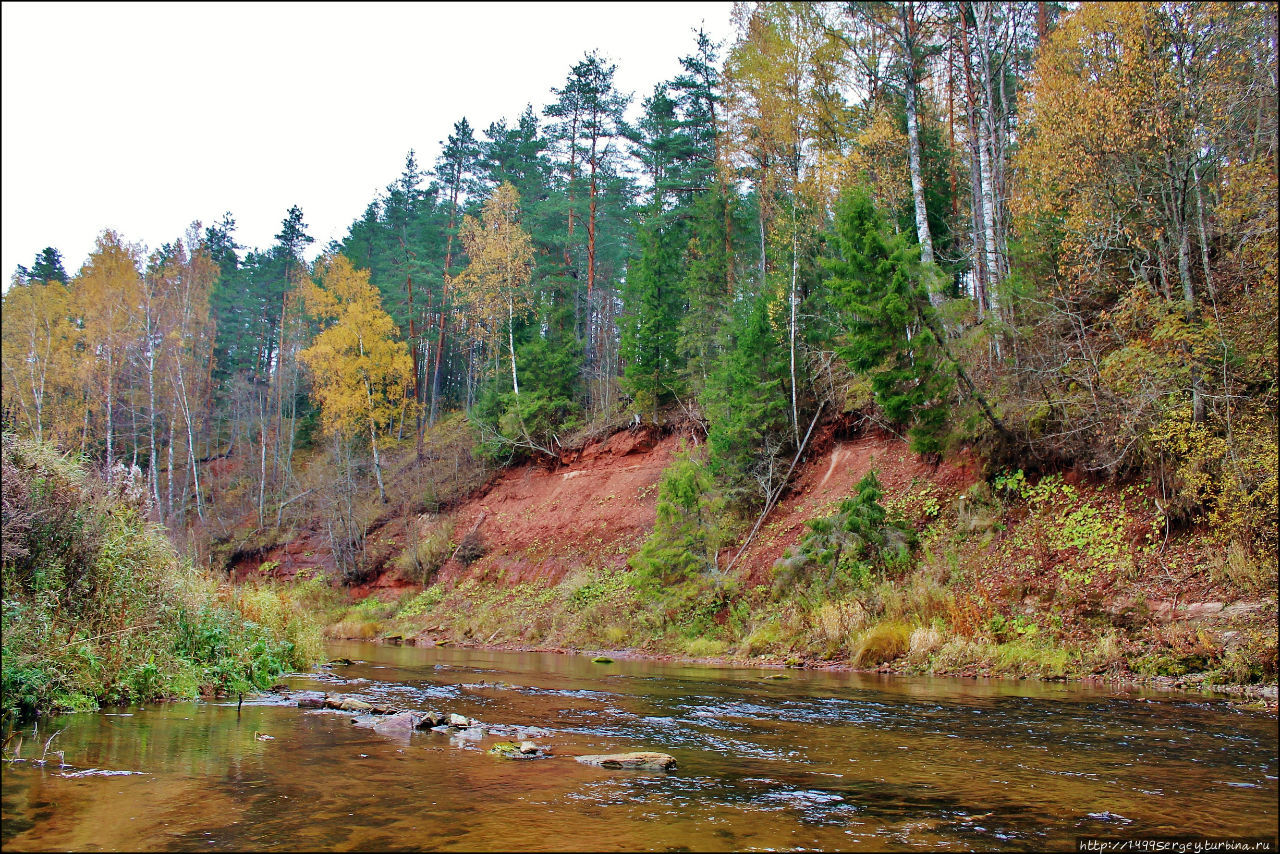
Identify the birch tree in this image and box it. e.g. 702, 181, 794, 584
299, 254, 413, 504
455, 183, 535, 399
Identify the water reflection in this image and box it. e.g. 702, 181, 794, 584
3, 641, 1276, 851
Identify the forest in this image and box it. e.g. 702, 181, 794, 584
2, 1, 1277, 711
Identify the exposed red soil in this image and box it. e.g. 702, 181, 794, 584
733, 428, 980, 587
230, 530, 333, 584
397, 419, 981, 592
430, 424, 690, 587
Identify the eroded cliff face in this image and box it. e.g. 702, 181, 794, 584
417, 422, 979, 589
431, 425, 681, 587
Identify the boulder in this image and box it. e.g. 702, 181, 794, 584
575, 752, 676, 771
327, 696, 373, 712
371, 711, 425, 734
448, 713, 470, 727
296, 693, 327, 709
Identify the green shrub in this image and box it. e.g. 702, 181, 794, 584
774, 470, 917, 593
629, 447, 726, 587
1, 435, 322, 720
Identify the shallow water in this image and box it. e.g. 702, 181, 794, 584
3, 641, 1276, 851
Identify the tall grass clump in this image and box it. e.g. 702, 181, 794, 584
1, 434, 322, 720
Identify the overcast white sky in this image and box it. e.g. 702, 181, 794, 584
1, 1, 734, 285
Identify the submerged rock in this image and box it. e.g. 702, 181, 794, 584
575, 751, 676, 771
371, 711, 424, 733
489, 740, 550, 760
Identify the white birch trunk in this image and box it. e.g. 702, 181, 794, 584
508, 297, 520, 397
902, 3, 937, 288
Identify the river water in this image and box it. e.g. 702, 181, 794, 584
3, 641, 1276, 851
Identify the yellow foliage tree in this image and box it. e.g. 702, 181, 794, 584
454, 182, 534, 398
76, 230, 146, 474
1, 276, 78, 445
298, 254, 413, 503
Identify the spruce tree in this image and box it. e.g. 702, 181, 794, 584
826, 188, 953, 456
704, 291, 792, 505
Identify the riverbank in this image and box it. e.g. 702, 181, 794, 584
331, 632, 1280, 714
0, 435, 324, 720
232, 424, 1275, 707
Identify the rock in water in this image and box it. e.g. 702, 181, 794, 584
296, 693, 327, 709
591, 656, 614, 664
327, 696, 374, 712
448, 713, 470, 727
417, 712, 445, 730
575, 752, 676, 771
371, 711, 424, 734
489, 741, 549, 760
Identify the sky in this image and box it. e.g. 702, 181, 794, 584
1, 1, 735, 286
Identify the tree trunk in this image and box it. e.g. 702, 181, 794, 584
902, 2, 937, 284
173, 356, 204, 520
146, 300, 161, 508
974, 3, 1003, 317
960, 8, 988, 315
166, 410, 175, 522
587, 124, 599, 369
105, 351, 115, 477
258, 403, 268, 529
430, 182, 462, 426
789, 214, 801, 449
508, 297, 520, 397
368, 410, 387, 504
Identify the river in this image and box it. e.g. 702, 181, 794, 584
3, 641, 1276, 851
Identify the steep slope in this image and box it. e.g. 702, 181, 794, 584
413, 421, 978, 591
732, 429, 979, 585
432, 425, 686, 587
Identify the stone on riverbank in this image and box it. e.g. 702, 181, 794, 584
575, 752, 676, 771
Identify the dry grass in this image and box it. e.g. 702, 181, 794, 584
394, 515, 455, 584
852, 621, 912, 667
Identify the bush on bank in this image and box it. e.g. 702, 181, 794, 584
1, 434, 322, 720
